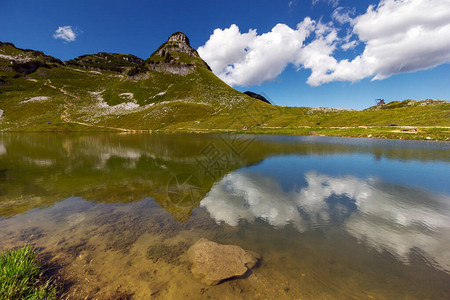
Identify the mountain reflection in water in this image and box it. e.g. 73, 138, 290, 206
1, 133, 449, 299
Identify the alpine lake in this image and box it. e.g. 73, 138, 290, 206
0, 132, 449, 299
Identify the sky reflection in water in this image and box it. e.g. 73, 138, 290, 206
201, 155, 450, 273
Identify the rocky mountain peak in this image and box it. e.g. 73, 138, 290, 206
147, 32, 211, 74
152, 32, 198, 59
168, 32, 190, 46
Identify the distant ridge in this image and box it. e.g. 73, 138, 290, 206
0, 32, 267, 132
244, 91, 271, 104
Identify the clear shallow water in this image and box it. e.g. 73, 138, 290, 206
0, 133, 449, 299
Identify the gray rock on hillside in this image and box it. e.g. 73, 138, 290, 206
188, 238, 260, 285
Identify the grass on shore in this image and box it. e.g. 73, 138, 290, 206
0, 245, 58, 299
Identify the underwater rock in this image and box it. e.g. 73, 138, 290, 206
188, 238, 260, 285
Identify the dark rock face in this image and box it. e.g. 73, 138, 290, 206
244, 91, 272, 104
12, 61, 51, 74
0, 78, 9, 87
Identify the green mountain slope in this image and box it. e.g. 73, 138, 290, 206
0, 34, 448, 140
0, 33, 273, 132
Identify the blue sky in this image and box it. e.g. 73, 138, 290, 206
1, 0, 449, 109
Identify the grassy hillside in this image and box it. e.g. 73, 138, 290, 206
0, 35, 448, 140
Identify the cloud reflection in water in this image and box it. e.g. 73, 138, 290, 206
0, 142, 5, 156
201, 171, 450, 272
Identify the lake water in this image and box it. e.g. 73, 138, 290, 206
0, 133, 449, 299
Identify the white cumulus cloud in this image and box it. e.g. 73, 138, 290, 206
198, 0, 450, 87
332, 6, 355, 24
198, 19, 316, 86
53, 26, 77, 42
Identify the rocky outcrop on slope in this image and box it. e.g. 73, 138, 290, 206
66, 52, 144, 73
0, 42, 62, 74
244, 91, 272, 104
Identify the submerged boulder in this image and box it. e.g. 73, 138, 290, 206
188, 238, 260, 285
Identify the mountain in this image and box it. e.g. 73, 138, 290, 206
0, 32, 271, 132
0, 34, 448, 140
